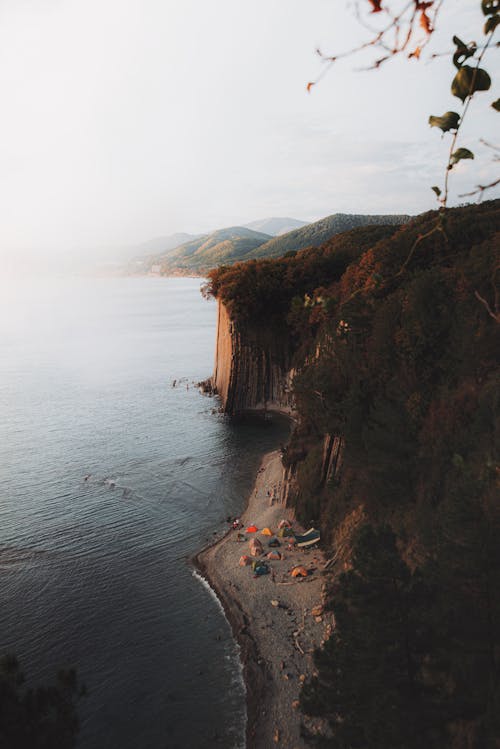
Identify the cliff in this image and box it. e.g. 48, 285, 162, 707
204, 201, 500, 748
212, 300, 295, 416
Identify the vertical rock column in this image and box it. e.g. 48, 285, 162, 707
211, 301, 295, 417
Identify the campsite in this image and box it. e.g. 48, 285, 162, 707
195, 450, 332, 748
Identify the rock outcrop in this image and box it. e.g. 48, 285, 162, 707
212, 301, 295, 417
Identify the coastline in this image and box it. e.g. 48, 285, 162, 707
193, 450, 332, 749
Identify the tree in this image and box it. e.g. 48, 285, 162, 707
0, 655, 84, 749
301, 525, 442, 748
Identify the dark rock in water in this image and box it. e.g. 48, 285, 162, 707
197, 378, 216, 396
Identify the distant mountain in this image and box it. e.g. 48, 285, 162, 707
243, 217, 307, 236
134, 232, 201, 256
138, 213, 411, 275
249, 213, 412, 260
154, 226, 273, 273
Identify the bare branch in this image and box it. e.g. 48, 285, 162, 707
474, 290, 500, 324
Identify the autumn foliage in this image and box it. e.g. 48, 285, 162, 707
207, 199, 500, 747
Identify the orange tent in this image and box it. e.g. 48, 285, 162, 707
261, 527, 273, 536
291, 565, 308, 578
246, 525, 258, 533
239, 555, 252, 566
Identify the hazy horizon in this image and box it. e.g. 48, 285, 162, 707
0, 0, 498, 268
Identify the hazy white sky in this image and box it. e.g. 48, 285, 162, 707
0, 0, 497, 259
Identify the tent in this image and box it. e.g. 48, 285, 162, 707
291, 565, 309, 578
252, 561, 269, 576
295, 528, 320, 548
261, 527, 273, 536
249, 538, 264, 557
278, 519, 292, 529
246, 525, 258, 533
268, 537, 281, 548
239, 555, 252, 566
267, 551, 281, 560
277, 526, 294, 538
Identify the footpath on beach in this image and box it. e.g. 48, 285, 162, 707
196, 450, 333, 749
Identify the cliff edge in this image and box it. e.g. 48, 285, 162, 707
212, 300, 295, 417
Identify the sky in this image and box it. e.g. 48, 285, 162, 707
0, 0, 497, 263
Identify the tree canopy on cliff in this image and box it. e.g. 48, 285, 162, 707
208, 198, 500, 746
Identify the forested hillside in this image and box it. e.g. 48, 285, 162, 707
155, 226, 273, 273
205, 200, 500, 748
249, 212, 411, 259
141, 213, 410, 274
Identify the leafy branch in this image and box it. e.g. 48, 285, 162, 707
308, 2, 499, 208
430, 9, 498, 207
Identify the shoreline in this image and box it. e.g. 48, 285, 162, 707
193, 450, 331, 749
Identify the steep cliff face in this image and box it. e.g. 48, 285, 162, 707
212, 301, 295, 416
204, 201, 500, 747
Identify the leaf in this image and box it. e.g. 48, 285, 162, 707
368, 0, 383, 12
429, 111, 460, 132
452, 39, 476, 69
451, 65, 491, 101
431, 186, 442, 197
484, 14, 500, 33
492, 98, 500, 111
306, 82, 314, 93
409, 45, 422, 59
450, 148, 474, 167
482, 0, 500, 16
420, 11, 432, 33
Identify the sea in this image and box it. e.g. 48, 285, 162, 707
0, 275, 289, 749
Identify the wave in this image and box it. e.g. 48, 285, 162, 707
192, 570, 247, 749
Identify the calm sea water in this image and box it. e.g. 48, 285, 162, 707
0, 276, 288, 749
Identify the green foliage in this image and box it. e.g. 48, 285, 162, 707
428, 111, 460, 132
218, 198, 500, 745
430, 2, 498, 203
204, 223, 401, 324
0, 655, 83, 748
156, 226, 273, 273
451, 65, 491, 103
302, 525, 444, 748
303, 514, 500, 747
249, 213, 411, 261
449, 147, 474, 167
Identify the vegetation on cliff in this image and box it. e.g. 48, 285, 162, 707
206, 200, 500, 747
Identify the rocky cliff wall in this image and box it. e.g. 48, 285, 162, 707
212, 301, 295, 417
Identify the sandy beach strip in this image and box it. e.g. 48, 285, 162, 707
194, 450, 333, 749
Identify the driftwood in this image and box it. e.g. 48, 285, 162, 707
276, 576, 316, 586
293, 635, 305, 655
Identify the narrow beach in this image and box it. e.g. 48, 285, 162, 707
195, 450, 332, 749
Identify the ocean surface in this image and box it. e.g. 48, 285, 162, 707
0, 276, 289, 749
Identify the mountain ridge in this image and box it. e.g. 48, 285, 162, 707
138, 212, 411, 274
